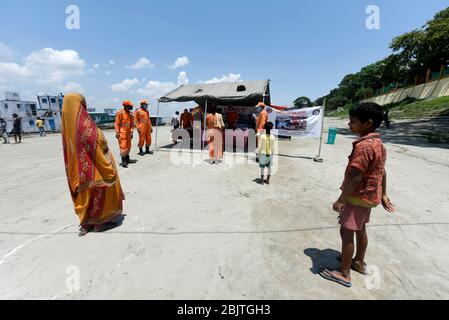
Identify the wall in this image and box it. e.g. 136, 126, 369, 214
361, 76, 449, 105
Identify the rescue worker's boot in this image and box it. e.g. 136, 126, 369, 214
120, 156, 128, 168
138, 148, 145, 156
145, 146, 153, 155
126, 155, 138, 164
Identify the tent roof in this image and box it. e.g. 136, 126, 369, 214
159, 80, 270, 106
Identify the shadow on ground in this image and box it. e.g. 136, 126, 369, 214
335, 116, 449, 149
304, 248, 341, 274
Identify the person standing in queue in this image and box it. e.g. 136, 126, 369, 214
12, 113, 22, 144
255, 102, 268, 162
115, 100, 137, 168
135, 100, 153, 156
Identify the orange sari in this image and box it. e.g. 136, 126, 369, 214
62, 93, 125, 227
206, 113, 223, 160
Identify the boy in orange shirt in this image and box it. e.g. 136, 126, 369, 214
320, 102, 395, 288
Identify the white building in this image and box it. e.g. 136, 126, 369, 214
0, 92, 63, 133
0, 92, 40, 133
37, 94, 63, 132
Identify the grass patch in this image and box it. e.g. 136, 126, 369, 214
388, 96, 449, 119
327, 96, 449, 119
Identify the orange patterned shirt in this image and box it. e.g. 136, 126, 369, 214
341, 133, 386, 207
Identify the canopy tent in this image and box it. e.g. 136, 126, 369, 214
159, 80, 271, 106
154, 80, 271, 150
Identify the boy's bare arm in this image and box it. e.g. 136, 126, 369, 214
382, 169, 396, 213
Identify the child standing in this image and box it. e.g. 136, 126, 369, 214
257, 122, 276, 185
319, 103, 395, 288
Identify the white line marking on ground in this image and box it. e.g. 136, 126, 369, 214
0, 224, 73, 266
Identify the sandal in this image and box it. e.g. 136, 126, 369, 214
79, 226, 90, 237
337, 255, 368, 275
94, 221, 119, 233
319, 268, 352, 288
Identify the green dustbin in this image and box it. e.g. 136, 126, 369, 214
327, 126, 337, 145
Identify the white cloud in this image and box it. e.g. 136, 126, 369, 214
59, 82, 85, 93
0, 43, 15, 61
136, 71, 189, 98
110, 78, 140, 92
177, 71, 189, 85
93, 64, 100, 69
109, 60, 115, 65
136, 81, 177, 98
105, 71, 112, 75
127, 57, 154, 70
168, 56, 190, 70
0, 48, 86, 85
205, 73, 242, 84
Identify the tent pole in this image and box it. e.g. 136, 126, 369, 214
203, 99, 208, 151
155, 100, 160, 151
314, 99, 326, 163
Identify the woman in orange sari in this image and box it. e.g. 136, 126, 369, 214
61, 93, 125, 236
206, 106, 224, 164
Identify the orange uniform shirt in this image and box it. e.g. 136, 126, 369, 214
256, 109, 268, 132
135, 108, 152, 131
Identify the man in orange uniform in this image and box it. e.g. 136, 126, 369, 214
255, 102, 268, 162
135, 100, 153, 156
115, 100, 137, 168
180, 109, 193, 138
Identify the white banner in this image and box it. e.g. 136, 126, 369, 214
267, 106, 323, 137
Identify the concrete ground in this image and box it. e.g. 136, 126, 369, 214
0, 118, 448, 300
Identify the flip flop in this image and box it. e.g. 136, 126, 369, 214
78, 226, 91, 237
319, 268, 352, 288
337, 255, 368, 275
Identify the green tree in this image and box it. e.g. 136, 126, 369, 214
293, 96, 312, 109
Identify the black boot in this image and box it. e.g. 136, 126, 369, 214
138, 148, 145, 156
120, 156, 128, 168
145, 146, 153, 154
127, 155, 137, 164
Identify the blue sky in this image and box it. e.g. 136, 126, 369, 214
0, 0, 448, 115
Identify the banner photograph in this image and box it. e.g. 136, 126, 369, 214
268, 106, 324, 137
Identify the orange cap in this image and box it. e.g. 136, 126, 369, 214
140, 100, 149, 105
256, 102, 266, 108
122, 100, 134, 107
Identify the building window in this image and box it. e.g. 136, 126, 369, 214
30, 104, 37, 116
42, 98, 48, 104
17, 104, 22, 109
4, 104, 7, 109
50, 98, 56, 103
29, 120, 35, 126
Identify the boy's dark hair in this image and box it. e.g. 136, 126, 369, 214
265, 122, 274, 131
216, 107, 223, 114
349, 102, 384, 130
